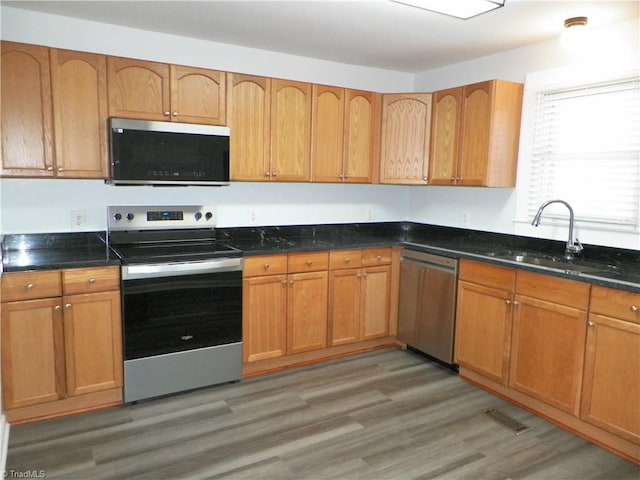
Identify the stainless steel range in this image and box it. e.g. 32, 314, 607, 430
107, 205, 243, 402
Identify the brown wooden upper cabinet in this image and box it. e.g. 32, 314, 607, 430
228, 76, 312, 182
1, 42, 53, 177
51, 49, 109, 178
270, 79, 312, 182
227, 73, 272, 181
311, 87, 380, 183
379, 93, 432, 185
107, 57, 226, 125
1, 42, 108, 178
429, 80, 523, 187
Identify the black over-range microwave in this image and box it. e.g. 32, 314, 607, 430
108, 118, 230, 186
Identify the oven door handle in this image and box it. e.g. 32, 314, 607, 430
122, 257, 243, 280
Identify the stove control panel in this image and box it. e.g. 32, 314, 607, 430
108, 205, 217, 230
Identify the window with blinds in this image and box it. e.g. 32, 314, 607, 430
528, 77, 640, 231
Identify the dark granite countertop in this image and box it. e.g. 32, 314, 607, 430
218, 222, 640, 293
2, 223, 639, 293
1, 232, 120, 273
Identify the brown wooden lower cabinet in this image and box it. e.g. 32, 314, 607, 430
580, 287, 640, 445
243, 248, 397, 377
243, 253, 329, 361
328, 252, 392, 346
0, 267, 123, 424
455, 262, 515, 384
455, 260, 640, 464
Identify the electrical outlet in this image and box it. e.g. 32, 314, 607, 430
462, 210, 471, 226
249, 211, 257, 225
71, 210, 87, 229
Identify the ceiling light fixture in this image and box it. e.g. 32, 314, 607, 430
391, 0, 505, 20
561, 16, 589, 52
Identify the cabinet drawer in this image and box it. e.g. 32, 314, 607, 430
243, 255, 288, 277
288, 252, 329, 273
329, 250, 362, 270
590, 286, 640, 324
1, 270, 62, 302
516, 270, 590, 310
361, 248, 392, 266
63, 266, 120, 295
459, 260, 515, 291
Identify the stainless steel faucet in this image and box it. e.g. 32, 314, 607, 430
531, 199, 583, 259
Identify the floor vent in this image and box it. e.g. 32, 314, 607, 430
484, 408, 530, 435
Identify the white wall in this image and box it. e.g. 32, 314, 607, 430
410, 18, 640, 249
0, 180, 407, 233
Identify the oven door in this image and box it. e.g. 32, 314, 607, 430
121, 258, 242, 360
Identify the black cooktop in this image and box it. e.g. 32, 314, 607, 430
110, 241, 242, 265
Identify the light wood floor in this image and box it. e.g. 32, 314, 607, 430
6, 348, 640, 479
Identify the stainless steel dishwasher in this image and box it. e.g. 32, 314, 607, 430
397, 248, 458, 369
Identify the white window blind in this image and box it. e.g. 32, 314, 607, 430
528, 77, 640, 230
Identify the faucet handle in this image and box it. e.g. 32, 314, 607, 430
567, 238, 583, 255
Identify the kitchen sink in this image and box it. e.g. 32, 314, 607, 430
485, 249, 619, 276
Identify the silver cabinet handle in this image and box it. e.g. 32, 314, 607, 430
164, 111, 170, 116
54, 305, 62, 311
631, 305, 639, 313
47, 166, 54, 172
88, 278, 96, 284
64, 303, 72, 309
505, 299, 512, 305
588, 320, 595, 327
172, 112, 178, 116
26, 283, 34, 290
57, 166, 64, 172
306, 260, 313, 266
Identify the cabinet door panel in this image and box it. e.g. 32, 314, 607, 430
361, 266, 390, 340
287, 271, 328, 354
227, 73, 271, 181
311, 85, 344, 182
1, 299, 65, 409
171, 65, 225, 125
271, 80, 311, 182
242, 275, 288, 362
458, 82, 491, 185
380, 94, 431, 184
63, 292, 123, 396
328, 269, 360, 346
581, 314, 640, 443
1, 42, 54, 176
429, 88, 461, 185
51, 49, 108, 178
107, 57, 170, 120
455, 281, 512, 384
344, 90, 379, 183
509, 295, 587, 415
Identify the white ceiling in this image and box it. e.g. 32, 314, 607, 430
3, 0, 639, 72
